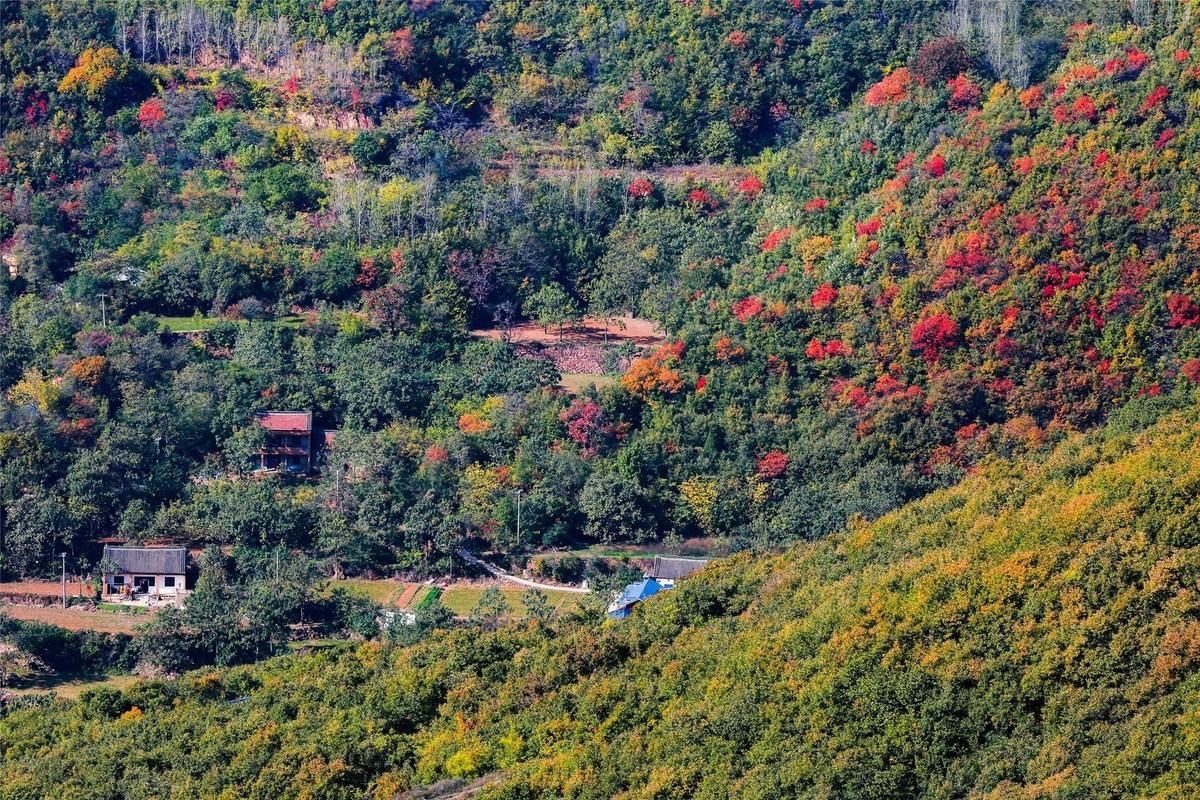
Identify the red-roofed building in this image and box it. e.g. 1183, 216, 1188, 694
256, 411, 315, 473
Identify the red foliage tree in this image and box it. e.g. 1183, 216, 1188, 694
736, 175, 764, 197
855, 217, 882, 237
946, 74, 981, 111
756, 450, 790, 479
810, 283, 838, 310
760, 228, 793, 252
387, 27, 415, 61
864, 68, 912, 107
1019, 85, 1045, 111
627, 178, 655, 198
804, 197, 828, 213
910, 37, 970, 86
923, 153, 946, 178
137, 98, 167, 130
1142, 85, 1170, 113
1166, 293, 1200, 327
732, 296, 765, 322
559, 399, 605, 456
910, 313, 960, 363
687, 187, 716, 208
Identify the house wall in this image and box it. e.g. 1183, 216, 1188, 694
104, 572, 188, 597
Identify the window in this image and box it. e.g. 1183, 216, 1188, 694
163, 576, 176, 587
112, 575, 125, 585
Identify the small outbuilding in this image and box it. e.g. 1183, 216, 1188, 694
102, 546, 189, 599
607, 578, 664, 619
648, 556, 710, 586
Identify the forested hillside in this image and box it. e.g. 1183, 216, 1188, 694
4, 0, 1199, 581
3, 398, 1199, 798
5, 1, 1200, 796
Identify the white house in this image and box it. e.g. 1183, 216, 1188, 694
102, 546, 189, 599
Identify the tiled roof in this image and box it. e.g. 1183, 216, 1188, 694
103, 546, 187, 575
649, 556, 710, 581
256, 411, 312, 433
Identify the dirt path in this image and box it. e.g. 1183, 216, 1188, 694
456, 550, 590, 594
394, 583, 422, 608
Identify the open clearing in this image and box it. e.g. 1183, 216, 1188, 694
471, 315, 665, 347
438, 583, 584, 619
157, 313, 308, 333
0, 580, 92, 599
328, 579, 579, 618
559, 373, 618, 393
0, 603, 150, 634
6, 674, 140, 700
328, 578, 429, 608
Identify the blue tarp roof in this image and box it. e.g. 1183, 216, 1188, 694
608, 578, 665, 617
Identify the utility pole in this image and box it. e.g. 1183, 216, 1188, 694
59, 553, 67, 608
514, 488, 523, 549
97, 293, 109, 327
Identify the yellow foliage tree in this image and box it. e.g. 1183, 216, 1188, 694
8, 369, 60, 413
679, 477, 718, 533
58, 47, 128, 99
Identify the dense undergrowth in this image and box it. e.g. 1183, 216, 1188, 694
3, 398, 1200, 798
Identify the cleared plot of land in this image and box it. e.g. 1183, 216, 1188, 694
0, 580, 92, 598
326, 578, 428, 608
438, 583, 584, 619
157, 314, 308, 333
327, 579, 579, 617
6, 674, 139, 700
471, 315, 665, 347
394, 583, 422, 608
0, 603, 150, 634
559, 373, 618, 393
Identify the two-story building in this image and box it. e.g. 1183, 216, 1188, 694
256, 411, 314, 473
255, 411, 338, 474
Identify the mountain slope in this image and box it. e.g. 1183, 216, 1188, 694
3, 398, 1200, 798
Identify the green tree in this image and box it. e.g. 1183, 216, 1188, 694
469, 586, 510, 628
523, 283, 579, 344
520, 588, 551, 622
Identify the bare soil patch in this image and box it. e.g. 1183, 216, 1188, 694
1, 603, 149, 634
472, 315, 665, 347
0, 580, 93, 603
394, 583, 422, 609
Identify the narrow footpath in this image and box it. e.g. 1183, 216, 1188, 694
455, 550, 590, 594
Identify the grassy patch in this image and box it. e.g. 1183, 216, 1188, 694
438, 585, 583, 619
97, 602, 149, 615
157, 314, 308, 333
559, 373, 617, 393
327, 578, 406, 606
2, 603, 149, 633
414, 586, 441, 609
6, 674, 139, 700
